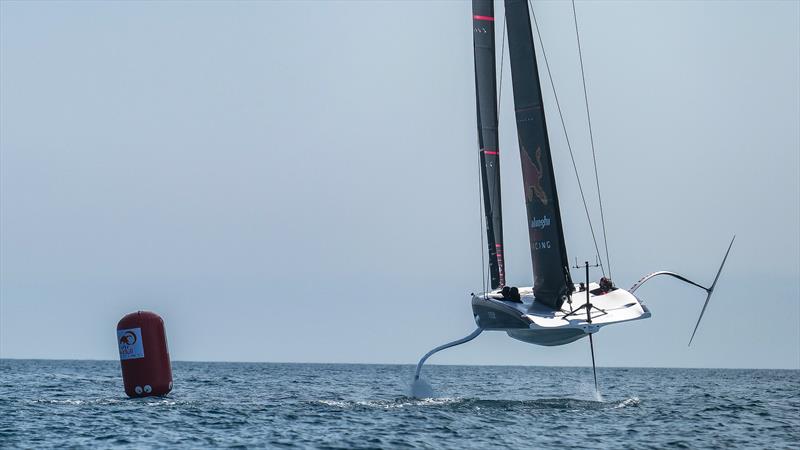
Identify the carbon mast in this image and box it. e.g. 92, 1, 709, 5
473, 0, 505, 290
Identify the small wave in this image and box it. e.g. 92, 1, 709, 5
145, 399, 178, 407
614, 397, 641, 409
35, 399, 87, 405
389, 397, 463, 408
464, 398, 608, 411
32, 398, 125, 406
314, 397, 463, 410
316, 399, 349, 408
32, 396, 181, 407
51, 373, 116, 383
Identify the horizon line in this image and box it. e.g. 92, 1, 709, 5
1, 357, 797, 371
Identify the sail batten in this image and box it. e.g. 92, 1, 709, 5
473, 0, 505, 289
504, 0, 573, 308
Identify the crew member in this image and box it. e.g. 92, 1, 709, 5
599, 277, 614, 292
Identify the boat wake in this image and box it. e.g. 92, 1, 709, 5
452, 397, 639, 411
314, 397, 462, 409
315, 396, 640, 411
613, 396, 641, 408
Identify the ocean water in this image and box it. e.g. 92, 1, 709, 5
0, 360, 798, 448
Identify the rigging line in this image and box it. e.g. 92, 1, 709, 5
487, 10, 507, 290
478, 154, 487, 297
479, 5, 506, 293
572, 0, 611, 278
528, 0, 605, 277
497, 12, 507, 111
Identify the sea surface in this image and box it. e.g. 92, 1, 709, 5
0, 360, 798, 449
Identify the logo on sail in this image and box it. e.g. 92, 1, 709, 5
531, 215, 551, 229
521, 146, 548, 205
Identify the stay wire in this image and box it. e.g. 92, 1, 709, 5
478, 155, 487, 297
489, 9, 507, 288
572, 0, 612, 278
528, 0, 605, 277
498, 15, 506, 110
477, 7, 507, 296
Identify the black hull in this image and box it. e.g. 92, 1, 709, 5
471, 295, 530, 329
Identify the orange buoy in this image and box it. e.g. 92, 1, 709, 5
117, 311, 173, 398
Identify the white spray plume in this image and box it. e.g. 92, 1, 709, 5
409, 377, 435, 399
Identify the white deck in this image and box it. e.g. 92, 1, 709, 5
476, 283, 650, 345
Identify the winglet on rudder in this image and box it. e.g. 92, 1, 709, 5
688, 235, 736, 346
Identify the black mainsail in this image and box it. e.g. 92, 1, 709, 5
505, 0, 573, 308
473, 0, 505, 289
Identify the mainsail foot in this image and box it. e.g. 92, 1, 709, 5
629, 236, 735, 346
414, 328, 483, 380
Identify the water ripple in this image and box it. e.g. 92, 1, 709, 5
0, 361, 797, 448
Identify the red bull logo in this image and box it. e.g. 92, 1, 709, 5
521, 146, 548, 205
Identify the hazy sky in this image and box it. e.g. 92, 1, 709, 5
1, 1, 798, 369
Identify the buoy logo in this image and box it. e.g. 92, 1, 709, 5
117, 327, 145, 360
119, 331, 137, 346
